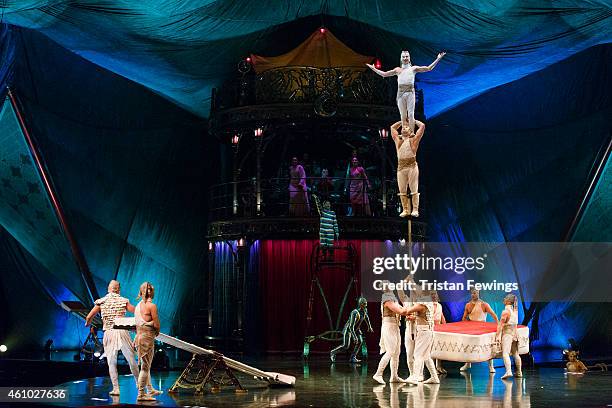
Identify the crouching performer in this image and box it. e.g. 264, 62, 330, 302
330, 297, 373, 363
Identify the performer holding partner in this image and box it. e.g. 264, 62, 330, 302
373, 287, 407, 384
390, 119, 425, 218
367, 50, 445, 135
85, 280, 139, 396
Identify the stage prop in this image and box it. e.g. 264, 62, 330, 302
432, 321, 529, 363
114, 318, 295, 393
303, 243, 360, 358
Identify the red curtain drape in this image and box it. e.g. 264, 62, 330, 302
259, 239, 382, 353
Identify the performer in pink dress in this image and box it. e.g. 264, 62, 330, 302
460, 289, 498, 373
288, 157, 310, 216
348, 156, 371, 216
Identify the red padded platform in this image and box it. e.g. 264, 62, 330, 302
434, 321, 527, 335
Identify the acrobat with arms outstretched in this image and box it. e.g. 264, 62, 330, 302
367, 51, 445, 135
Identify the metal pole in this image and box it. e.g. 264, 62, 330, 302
256, 138, 262, 215
7, 88, 100, 302
382, 139, 387, 214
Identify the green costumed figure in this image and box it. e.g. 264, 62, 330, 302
330, 297, 373, 363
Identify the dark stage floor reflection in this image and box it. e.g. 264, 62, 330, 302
41, 358, 612, 407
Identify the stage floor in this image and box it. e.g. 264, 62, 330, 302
11, 357, 612, 407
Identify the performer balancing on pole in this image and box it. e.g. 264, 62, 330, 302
85, 280, 140, 396
367, 50, 445, 135
330, 297, 373, 363
496, 293, 522, 380
319, 200, 339, 260
390, 120, 426, 218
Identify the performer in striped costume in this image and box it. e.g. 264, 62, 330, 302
319, 200, 339, 259
330, 297, 373, 363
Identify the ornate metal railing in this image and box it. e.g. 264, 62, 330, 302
208, 176, 416, 221
211, 66, 423, 114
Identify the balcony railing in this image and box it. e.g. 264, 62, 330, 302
209, 176, 410, 221
211, 66, 423, 112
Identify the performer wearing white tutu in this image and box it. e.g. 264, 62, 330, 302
496, 293, 523, 379
85, 280, 139, 396
402, 292, 440, 385
373, 287, 408, 385
390, 120, 425, 217
367, 50, 445, 135
460, 289, 498, 373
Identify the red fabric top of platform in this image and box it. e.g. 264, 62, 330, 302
434, 321, 527, 335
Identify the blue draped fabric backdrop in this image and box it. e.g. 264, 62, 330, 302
0, 26, 208, 349
0, 6, 610, 354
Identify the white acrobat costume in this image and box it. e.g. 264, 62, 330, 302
373, 290, 405, 384
94, 292, 140, 395
367, 51, 446, 135
497, 294, 523, 379
404, 294, 440, 385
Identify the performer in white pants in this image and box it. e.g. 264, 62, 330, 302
397, 274, 421, 380
402, 292, 440, 385
390, 120, 425, 217
373, 287, 408, 385
85, 280, 139, 396
460, 289, 498, 373
430, 291, 447, 374
367, 51, 445, 135
496, 293, 522, 379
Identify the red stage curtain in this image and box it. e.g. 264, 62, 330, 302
259, 239, 382, 354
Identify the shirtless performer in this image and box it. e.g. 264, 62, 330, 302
367, 51, 445, 135
460, 289, 498, 373
402, 291, 440, 385
496, 294, 522, 379
373, 287, 408, 385
134, 282, 161, 401
390, 120, 425, 217
85, 280, 139, 396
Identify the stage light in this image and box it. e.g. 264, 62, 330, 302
93, 351, 101, 358
246, 56, 252, 63
208, 242, 214, 252
399, 239, 406, 246
379, 128, 388, 141
375, 59, 382, 69
231, 134, 240, 146
320, 27, 326, 34
254, 127, 263, 138
0, 345, 6, 353
237, 237, 246, 248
